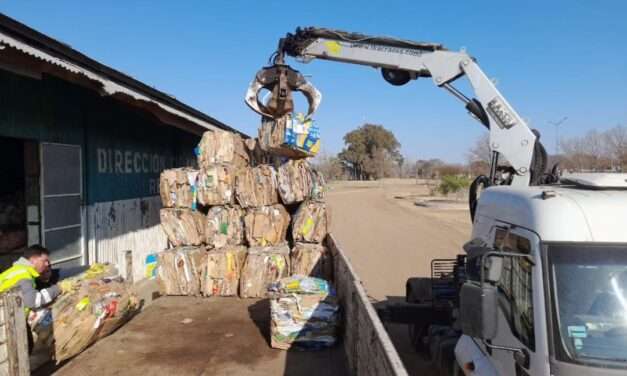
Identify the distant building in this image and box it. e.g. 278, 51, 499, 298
0, 13, 243, 281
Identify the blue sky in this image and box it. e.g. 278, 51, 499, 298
1, 1, 626, 162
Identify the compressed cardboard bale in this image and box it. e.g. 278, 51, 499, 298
292, 200, 330, 244
160, 208, 206, 247
159, 168, 199, 208
267, 276, 339, 350
245, 137, 272, 166
157, 246, 207, 296
290, 243, 333, 281
239, 244, 290, 298
235, 165, 279, 208
196, 165, 235, 206
244, 205, 290, 247
40, 264, 140, 363
277, 159, 326, 205
258, 114, 319, 159
202, 245, 247, 297
205, 205, 245, 248
196, 130, 249, 168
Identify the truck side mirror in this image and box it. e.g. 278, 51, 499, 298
484, 254, 503, 283
459, 282, 498, 340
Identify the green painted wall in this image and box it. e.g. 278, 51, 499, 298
0, 70, 200, 204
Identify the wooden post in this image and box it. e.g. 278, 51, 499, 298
0, 290, 30, 376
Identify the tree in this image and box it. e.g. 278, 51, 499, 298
338, 124, 402, 180
467, 133, 491, 165
312, 152, 346, 181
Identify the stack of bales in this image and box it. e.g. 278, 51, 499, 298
156, 127, 330, 300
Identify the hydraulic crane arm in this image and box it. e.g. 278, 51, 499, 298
246, 27, 543, 187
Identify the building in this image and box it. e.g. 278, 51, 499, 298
0, 14, 243, 281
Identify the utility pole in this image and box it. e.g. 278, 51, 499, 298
549, 117, 568, 155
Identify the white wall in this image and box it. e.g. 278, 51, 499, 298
87, 196, 167, 282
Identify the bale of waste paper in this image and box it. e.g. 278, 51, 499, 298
205, 205, 245, 248
277, 159, 326, 205
44, 264, 139, 363
290, 243, 333, 281
291, 200, 330, 244
245, 137, 273, 166
267, 276, 338, 350
157, 246, 207, 296
196, 130, 249, 169
244, 205, 290, 247
259, 114, 320, 158
159, 168, 199, 209
160, 208, 206, 247
202, 245, 247, 297
196, 165, 235, 206
239, 244, 290, 298
234, 164, 279, 208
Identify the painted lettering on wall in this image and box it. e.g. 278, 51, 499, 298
95, 148, 195, 195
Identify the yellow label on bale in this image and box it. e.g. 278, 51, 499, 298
75, 297, 90, 311
226, 253, 235, 278
301, 217, 314, 236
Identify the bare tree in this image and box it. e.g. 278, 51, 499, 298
467, 133, 491, 165
605, 125, 627, 170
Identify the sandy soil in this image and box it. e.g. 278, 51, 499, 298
326, 179, 471, 375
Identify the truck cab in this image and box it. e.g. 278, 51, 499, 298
456, 173, 627, 375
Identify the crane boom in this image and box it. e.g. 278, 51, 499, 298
246, 27, 545, 187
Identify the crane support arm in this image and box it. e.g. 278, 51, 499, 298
280, 28, 536, 186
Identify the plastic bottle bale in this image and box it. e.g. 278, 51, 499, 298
160, 208, 206, 247
202, 245, 247, 297
234, 165, 279, 208
196, 165, 235, 206
157, 246, 207, 296
244, 205, 290, 247
196, 130, 250, 168
159, 168, 199, 208
205, 205, 245, 248
291, 200, 330, 244
290, 243, 333, 281
239, 244, 290, 298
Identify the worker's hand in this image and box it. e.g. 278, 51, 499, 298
59, 279, 79, 294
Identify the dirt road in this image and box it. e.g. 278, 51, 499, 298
326, 179, 471, 375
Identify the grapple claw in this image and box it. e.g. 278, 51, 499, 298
244, 64, 321, 119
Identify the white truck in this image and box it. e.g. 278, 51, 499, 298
245, 27, 627, 375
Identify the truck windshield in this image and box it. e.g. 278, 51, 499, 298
549, 243, 627, 367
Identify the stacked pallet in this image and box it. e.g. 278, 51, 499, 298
156, 127, 331, 306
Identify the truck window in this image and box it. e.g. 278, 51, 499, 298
494, 228, 535, 351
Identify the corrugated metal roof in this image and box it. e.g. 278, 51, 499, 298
0, 13, 245, 137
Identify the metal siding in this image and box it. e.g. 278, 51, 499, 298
84, 100, 198, 203
88, 196, 167, 282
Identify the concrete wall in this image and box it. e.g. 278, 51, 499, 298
328, 235, 408, 376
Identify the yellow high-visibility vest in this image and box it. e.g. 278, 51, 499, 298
0, 264, 40, 315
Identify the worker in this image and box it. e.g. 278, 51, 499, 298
0, 245, 63, 312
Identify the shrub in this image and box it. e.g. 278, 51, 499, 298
438, 175, 471, 195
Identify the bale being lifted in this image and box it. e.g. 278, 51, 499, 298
239, 244, 290, 298
157, 246, 207, 296
202, 245, 247, 297
159, 168, 199, 208
196, 165, 235, 206
196, 130, 249, 168
290, 242, 333, 281
235, 165, 279, 208
291, 200, 330, 244
160, 208, 206, 247
205, 205, 245, 248
244, 205, 290, 247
